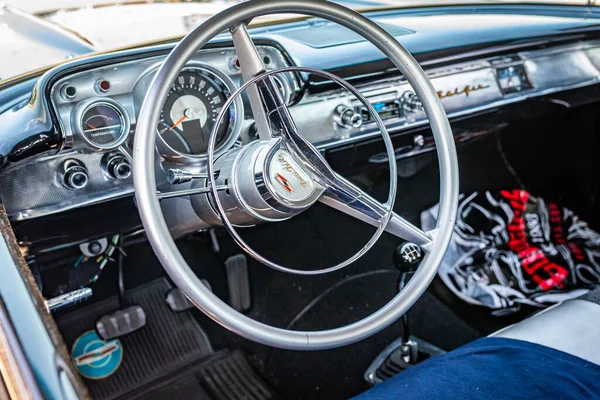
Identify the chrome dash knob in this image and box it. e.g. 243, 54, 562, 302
334, 105, 362, 129
61, 159, 89, 190
103, 154, 131, 180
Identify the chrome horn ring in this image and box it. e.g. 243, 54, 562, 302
207, 67, 397, 275
134, 0, 459, 350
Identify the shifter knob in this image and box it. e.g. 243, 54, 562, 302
393, 242, 423, 274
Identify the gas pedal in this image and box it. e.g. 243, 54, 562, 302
225, 254, 251, 312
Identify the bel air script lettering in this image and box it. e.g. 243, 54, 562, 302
278, 155, 309, 187
437, 83, 490, 99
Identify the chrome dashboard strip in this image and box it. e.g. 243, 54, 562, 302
10, 187, 135, 221
307, 40, 600, 150
1, 41, 293, 221
316, 76, 600, 151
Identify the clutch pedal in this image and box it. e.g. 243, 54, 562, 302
96, 305, 147, 340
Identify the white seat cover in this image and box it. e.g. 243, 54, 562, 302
490, 298, 600, 366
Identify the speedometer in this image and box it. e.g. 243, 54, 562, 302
157, 66, 238, 157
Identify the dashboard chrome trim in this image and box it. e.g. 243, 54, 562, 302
3, 43, 292, 221
306, 39, 600, 150
10, 187, 135, 222
0, 150, 135, 221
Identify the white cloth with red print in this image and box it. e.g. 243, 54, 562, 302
421, 190, 600, 315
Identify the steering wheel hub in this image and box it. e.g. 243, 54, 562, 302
267, 148, 315, 203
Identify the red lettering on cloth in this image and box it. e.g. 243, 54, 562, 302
568, 242, 585, 262
548, 203, 566, 245
532, 262, 568, 290
501, 190, 568, 290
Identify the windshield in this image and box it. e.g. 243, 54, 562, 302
0, 0, 592, 82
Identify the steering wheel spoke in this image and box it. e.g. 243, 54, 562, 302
231, 23, 294, 143
231, 23, 337, 175
318, 174, 432, 247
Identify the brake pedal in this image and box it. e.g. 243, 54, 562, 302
225, 254, 251, 312
166, 280, 212, 312
96, 305, 146, 340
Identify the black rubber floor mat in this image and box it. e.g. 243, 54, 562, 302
56, 278, 213, 400
128, 370, 212, 400
129, 350, 280, 400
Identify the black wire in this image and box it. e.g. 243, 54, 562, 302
284, 269, 396, 330
495, 131, 527, 191
262, 269, 397, 369
117, 235, 126, 307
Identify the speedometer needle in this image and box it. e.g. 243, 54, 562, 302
168, 115, 187, 131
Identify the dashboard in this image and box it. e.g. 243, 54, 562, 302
4, 5, 600, 230
0, 45, 297, 221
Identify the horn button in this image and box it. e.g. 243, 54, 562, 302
266, 149, 315, 203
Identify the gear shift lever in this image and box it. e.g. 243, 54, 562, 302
364, 242, 444, 385
393, 242, 424, 364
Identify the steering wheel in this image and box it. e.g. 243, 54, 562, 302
133, 0, 459, 350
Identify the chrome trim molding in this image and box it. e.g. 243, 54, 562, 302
1, 44, 292, 221
297, 39, 600, 150
0, 151, 135, 221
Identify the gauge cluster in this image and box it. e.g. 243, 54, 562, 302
51, 45, 295, 158
3, 44, 297, 221
156, 65, 242, 158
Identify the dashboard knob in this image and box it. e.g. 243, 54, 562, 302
167, 168, 193, 185
334, 105, 362, 129
104, 155, 131, 180
413, 134, 425, 148
61, 160, 89, 190
400, 91, 423, 113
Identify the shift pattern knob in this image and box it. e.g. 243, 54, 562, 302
393, 242, 423, 274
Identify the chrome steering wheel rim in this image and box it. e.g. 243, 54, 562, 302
133, 0, 459, 350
